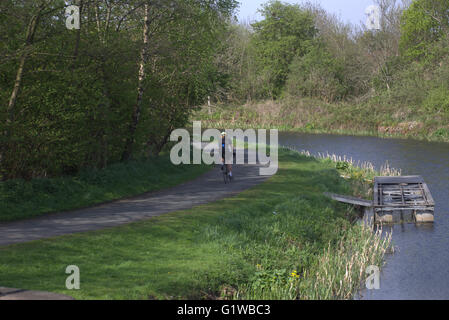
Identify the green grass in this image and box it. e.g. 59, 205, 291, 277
0, 148, 391, 300
195, 98, 449, 143
0, 154, 211, 222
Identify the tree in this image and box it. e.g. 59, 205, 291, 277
400, 0, 449, 60
279, 2, 375, 100
122, 0, 238, 160
250, 0, 317, 99
286, 41, 349, 102
121, 2, 151, 162
355, 0, 406, 92
0, 0, 238, 180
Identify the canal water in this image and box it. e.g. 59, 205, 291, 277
279, 132, 449, 300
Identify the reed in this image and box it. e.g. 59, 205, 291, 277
299, 221, 393, 300
232, 147, 396, 300
293, 149, 402, 178
232, 218, 393, 300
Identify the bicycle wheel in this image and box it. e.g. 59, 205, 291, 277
223, 167, 229, 184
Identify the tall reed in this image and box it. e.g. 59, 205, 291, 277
233, 147, 396, 300
290, 148, 402, 177
299, 221, 393, 300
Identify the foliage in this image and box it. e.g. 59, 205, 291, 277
249, 1, 317, 99
0, 0, 238, 180
424, 85, 449, 114
286, 42, 349, 101
198, 0, 449, 143
400, 0, 449, 60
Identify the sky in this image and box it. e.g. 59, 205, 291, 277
237, 0, 376, 27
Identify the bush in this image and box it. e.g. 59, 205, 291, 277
424, 86, 449, 114
286, 45, 349, 102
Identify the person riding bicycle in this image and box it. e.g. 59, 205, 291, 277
221, 131, 234, 179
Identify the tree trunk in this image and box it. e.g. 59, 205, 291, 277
121, 3, 150, 161
2, 9, 42, 181
7, 12, 41, 121
99, 63, 112, 168
72, 0, 84, 67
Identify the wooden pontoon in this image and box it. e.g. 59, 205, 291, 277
324, 176, 435, 224
373, 176, 435, 223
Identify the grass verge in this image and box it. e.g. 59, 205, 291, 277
195, 98, 449, 143
0, 148, 392, 299
0, 154, 211, 222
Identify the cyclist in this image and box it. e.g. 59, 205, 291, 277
221, 131, 234, 180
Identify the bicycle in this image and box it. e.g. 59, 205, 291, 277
221, 162, 232, 184
220, 147, 235, 184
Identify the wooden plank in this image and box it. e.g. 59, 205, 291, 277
373, 181, 379, 206
380, 185, 383, 206
400, 185, 406, 205
421, 183, 435, 205
324, 192, 373, 207
374, 203, 434, 208
374, 206, 434, 211
374, 176, 424, 185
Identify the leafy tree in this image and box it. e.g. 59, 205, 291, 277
400, 0, 449, 60
250, 1, 317, 98
0, 0, 238, 180
286, 42, 348, 102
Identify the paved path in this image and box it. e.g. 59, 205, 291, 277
0, 150, 271, 247
0, 287, 74, 300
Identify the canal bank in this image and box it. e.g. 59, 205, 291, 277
195, 102, 449, 144
0, 148, 389, 300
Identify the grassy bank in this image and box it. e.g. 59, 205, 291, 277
0, 148, 392, 300
195, 97, 449, 143
0, 154, 211, 222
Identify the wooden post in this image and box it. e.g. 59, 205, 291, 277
208, 96, 211, 115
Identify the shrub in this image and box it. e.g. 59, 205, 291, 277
424, 86, 449, 114
286, 45, 349, 102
